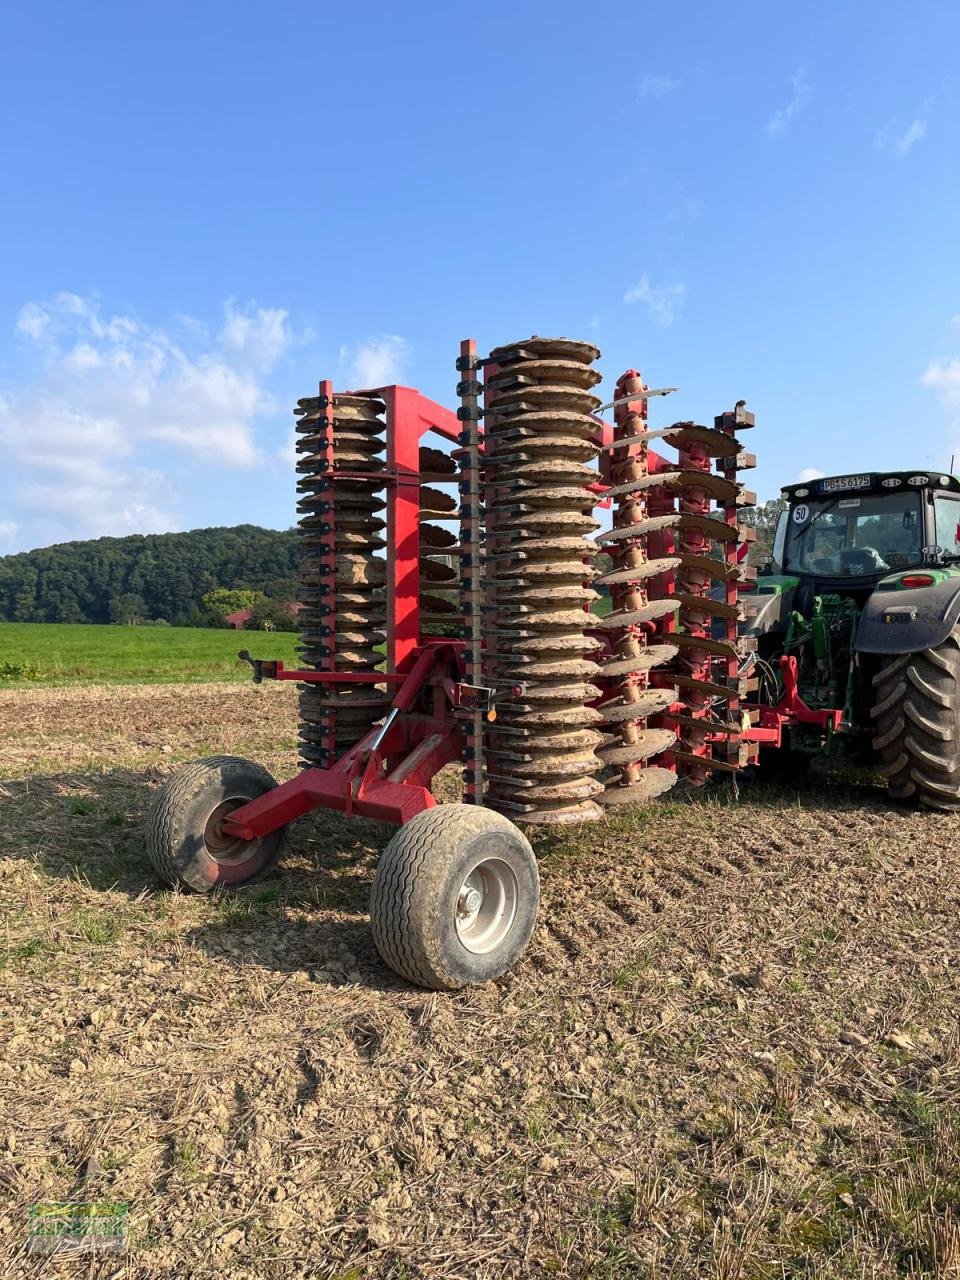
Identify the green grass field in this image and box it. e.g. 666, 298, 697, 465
1, 601, 613, 687
0, 622, 302, 686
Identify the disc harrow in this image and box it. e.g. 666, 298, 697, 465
157, 332, 775, 993
419, 460, 462, 633
591, 371, 680, 805
596, 407, 758, 782
295, 389, 389, 766
480, 337, 606, 825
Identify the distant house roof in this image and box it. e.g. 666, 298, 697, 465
225, 601, 304, 630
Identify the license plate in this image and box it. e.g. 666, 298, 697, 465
820, 474, 871, 493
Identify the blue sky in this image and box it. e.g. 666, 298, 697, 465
1, 0, 958, 553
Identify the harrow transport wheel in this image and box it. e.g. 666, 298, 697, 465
146, 756, 287, 892
871, 628, 960, 811
369, 805, 539, 990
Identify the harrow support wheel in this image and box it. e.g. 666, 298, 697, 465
872, 628, 960, 811
146, 756, 287, 892
369, 805, 539, 990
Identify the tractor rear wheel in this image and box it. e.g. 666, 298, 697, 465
146, 756, 287, 892
871, 628, 960, 811
369, 805, 539, 990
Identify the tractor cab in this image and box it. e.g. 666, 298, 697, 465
743, 470, 960, 744
773, 470, 960, 595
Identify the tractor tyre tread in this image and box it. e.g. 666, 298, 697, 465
872, 628, 960, 812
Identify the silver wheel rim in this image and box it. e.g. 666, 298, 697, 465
454, 858, 519, 955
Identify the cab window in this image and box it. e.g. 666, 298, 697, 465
783, 493, 922, 577
934, 495, 960, 557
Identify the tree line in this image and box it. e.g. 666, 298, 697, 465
0, 525, 300, 626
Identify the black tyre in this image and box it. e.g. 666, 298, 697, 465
146, 755, 287, 892
871, 629, 960, 811
369, 805, 539, 990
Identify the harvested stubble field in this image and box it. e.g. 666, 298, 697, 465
1, 684, 959, 1279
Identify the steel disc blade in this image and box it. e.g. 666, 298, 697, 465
598, 645, 679, 676
599, 768, 677, 804
595, 600, 679, 628
597, 730, 677, 766
595, 557, 681, 586
598, 689, 677, 722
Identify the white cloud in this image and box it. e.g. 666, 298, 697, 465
876, 98, 932, 157
798, 467, 825, 483
637, 74, 680, 100
0, 293, 298, 547
923, 357, 960, 411
16, 302, 49, 340
922, 356, 960, 462
895, 118, 926, 156
64, 342, 103, 371
623, 275, 686, 326
0, 519, 18, 543
21, 467, 178, 543
339, 334, 410, 388
766, 69, 810, 135
219, 300, 292, 368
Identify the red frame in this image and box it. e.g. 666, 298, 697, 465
222, 381, 466, 838
223, 359, 845, 844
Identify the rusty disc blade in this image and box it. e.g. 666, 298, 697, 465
419, 484, 457, 512
597, 730, 678, 765
494, 704, 604, 729
492, 657, 601, 680
489, 727, 604, 752
419, 445, 457, 477
486, 383, 602, 415
670, 633, 741, 659
490, 486, 595, 509
510, 800, 604, 826
495, 511, 600, 534
487, 749, 603, 779
507, 459, 597, 484
488, 409, 601, 437
671, 674, 737, 700
420, 557, 458, 582
676, 593, 743, 620
486, 357, 601, 388
599, 768, 677, 804
487, 561, 599, 582
594, 514, 680, 543
598, 646, 679, 677
419, 593, 458, 614
598, 689, 677, 722
488, 336, 601, 364
595, 600, 679, 629
595, 557, 681, 586
672, 749, 741, 773
489, 632, 603, 655
500, 681, 602, 704
490, 436, 599, 462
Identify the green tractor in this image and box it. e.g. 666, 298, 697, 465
742, 469, 960, 810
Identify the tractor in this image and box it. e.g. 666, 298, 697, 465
742, 469, 960, 810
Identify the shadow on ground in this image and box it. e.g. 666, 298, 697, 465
0, 763, 415, 988
0, 757, 903, 995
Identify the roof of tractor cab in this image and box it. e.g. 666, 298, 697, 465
781, 469, 960, 500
